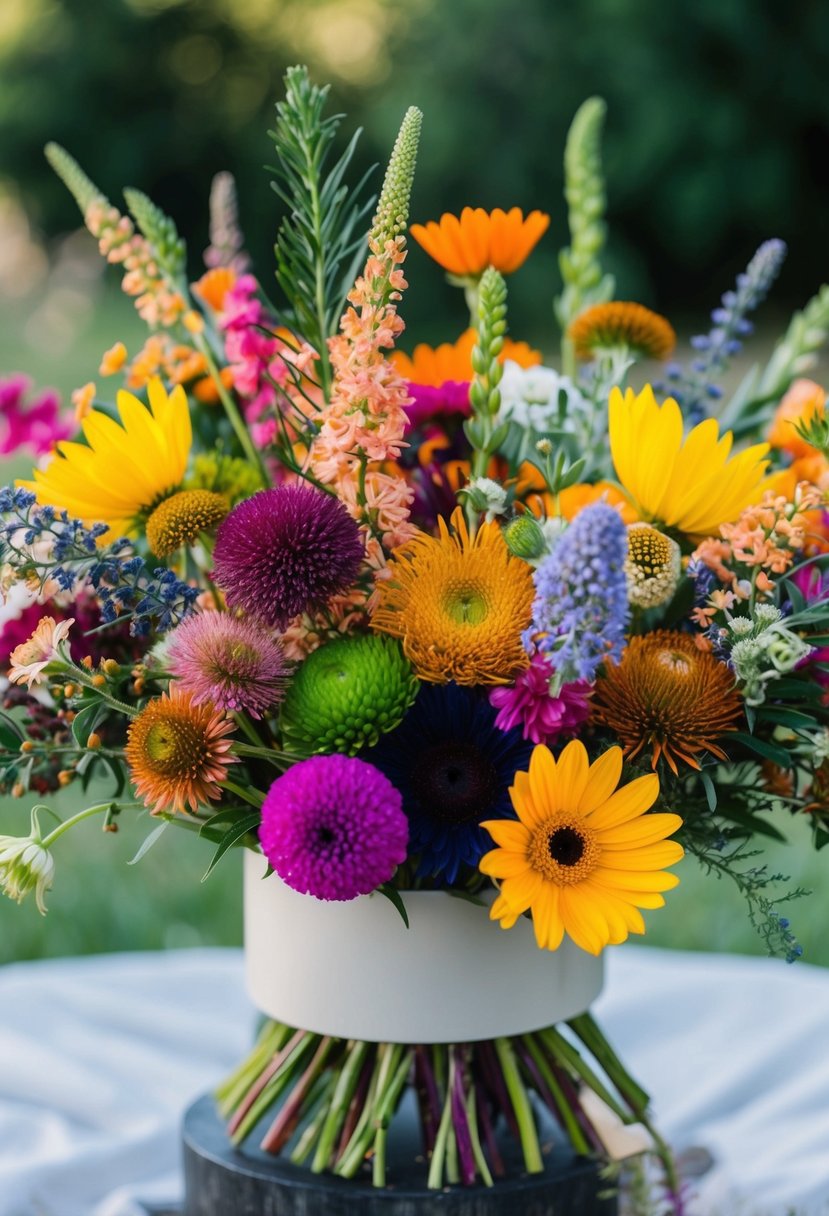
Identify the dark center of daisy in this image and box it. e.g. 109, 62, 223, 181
547, 826, 586, 867
410, 741, 499, 824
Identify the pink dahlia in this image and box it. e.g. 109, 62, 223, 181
489, 654, 592, 745
259, 754, 408, 901
166, 611, 290, 719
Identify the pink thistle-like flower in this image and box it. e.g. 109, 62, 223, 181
259, 754, 408, 901
166, 611, 290, 719
8, 617, 74, 688
489, 653, 592, 745
0, 375, 72, 457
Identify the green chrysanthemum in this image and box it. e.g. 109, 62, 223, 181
280, 635, 419, 756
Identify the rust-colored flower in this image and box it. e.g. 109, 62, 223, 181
410, 208, 549, 277
392, 328, 541, 386
592, 631, 743, 774
569, 302, 676, 361
126, 688, 236, 814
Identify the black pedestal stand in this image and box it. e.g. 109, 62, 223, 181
182, 1092, 617, 1215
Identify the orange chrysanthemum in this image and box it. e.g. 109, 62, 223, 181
125, 688, 236, 814
569, 302, 676, 362
392, 329, 541, 386
371, 507, 534, 685
410, 208, 550, 277
592, 631, 743, 775
767, 379, 826, 459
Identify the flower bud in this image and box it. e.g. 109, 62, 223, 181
503, 514, 547, 561
87, 732, 102, 750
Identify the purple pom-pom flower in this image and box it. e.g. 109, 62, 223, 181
166, 610, 290, 718
259, 754, 408, 901
212, 485, 364, 629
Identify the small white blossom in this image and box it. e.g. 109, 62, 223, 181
0, 809, 55, 915
497, 362, 587, 432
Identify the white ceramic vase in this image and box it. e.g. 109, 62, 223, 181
244, 851, 604, 1044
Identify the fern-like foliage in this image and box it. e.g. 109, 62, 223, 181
44, 142, 107, 216
123, 187, 187, 284
268, 65, 375, 392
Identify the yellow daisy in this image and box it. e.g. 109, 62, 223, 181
480, 740, 683, 955
370, 507, 534, 685
21, 378, 191, 541
609, 384, 769, 539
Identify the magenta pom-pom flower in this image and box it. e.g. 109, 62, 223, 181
489, 653, 592, 745
166, 610, 290, 718
212, 485, 364, 629
259, 754, 408, 901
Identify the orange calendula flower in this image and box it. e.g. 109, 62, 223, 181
125, 688, 236, 815
480, 740, 683, 954
767, 379, 826, 459
569, 302, 676, 362
99, 342, 128, 377
371, 507, 534, 685
410, 208, 550, 277
592, 631, 743, 775
392, 329, 541, 385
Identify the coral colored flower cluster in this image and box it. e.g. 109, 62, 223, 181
692, 483, 823, 612
311, 237, 416, 548
84, 200, 186, 328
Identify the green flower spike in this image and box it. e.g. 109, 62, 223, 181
369, 105, 423, 249
280, 635, 419, 756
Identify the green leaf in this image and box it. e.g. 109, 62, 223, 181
201, 812, 261, 882
71, 702, 106, 748
377, 883, 409, 927
753, 706, 817, 731
729, 731, 792, 768
128, 820, 169, 865
699, 768, 718, 812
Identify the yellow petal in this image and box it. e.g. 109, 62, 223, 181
528, 744, 557, 814
597, 813, 683, 848
479, 849, 532, 879
591, 867, 681, 892
596, 840, 685, 870
480, 820, 531, 851
578, 747, 623, 814
554, 738, 590, 808
586, 774, 659, 829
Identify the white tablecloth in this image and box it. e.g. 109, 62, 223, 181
0, 946, 827, 1216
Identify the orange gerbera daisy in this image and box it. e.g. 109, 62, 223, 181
592, 631, 743, 774
410, 208, 550, 277
480, 740, 683, 954
392, 329, 541, 386
126, 687, 236, 814
371, 507, 534, 685
192, 266, 238, 313
569, 302, 676, 362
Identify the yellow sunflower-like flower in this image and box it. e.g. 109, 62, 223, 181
481, 740, 683, 955
370, 507, 534, 685
20, 378, 191, 540
410, 208, 550, 278
569, 301, 676, 362
609, 385, 769, 539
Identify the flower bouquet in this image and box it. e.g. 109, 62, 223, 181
3, 68, 829, 1212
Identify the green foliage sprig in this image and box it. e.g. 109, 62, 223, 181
464, 267, 510, 522
44, 142, 106, 214
123, 187, 187, 285
555, 97, 614, 373
269, 65, 375, 396
370, 106, 422, 248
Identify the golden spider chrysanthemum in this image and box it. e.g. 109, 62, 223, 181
145, 489, 228, 557
609, 384, 770, 539
20, 378, 191, 540
410, 208, 550, 278
592, 631, 743, 775
125, 687, 236, 815
370, 507, 534, 685
392, 329, 541, 385
480, 740, 683, 955
569, 302, 676, 362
